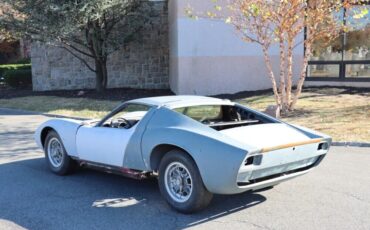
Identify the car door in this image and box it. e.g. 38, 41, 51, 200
76, 126, 136, 167
75, 103, 151, 167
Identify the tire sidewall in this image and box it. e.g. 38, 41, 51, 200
158, 150, 212, 213
44, 131, 72, 175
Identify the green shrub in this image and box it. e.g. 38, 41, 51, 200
0, 64, 32, 87
0, 64, 32, 77
3, 68, 32, 88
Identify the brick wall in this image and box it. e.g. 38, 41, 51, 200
31, 1, 169, 91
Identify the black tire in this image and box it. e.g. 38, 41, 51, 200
44, 130, 77, 175
158, 150, 213, 213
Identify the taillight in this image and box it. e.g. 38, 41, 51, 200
245, 157, 254, 166
244, 155, 262, 166
317, 142, 329, 151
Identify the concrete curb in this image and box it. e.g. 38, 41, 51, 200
1, 107, 369, 148
331, 142, 370, 148
0, 107, 87, 121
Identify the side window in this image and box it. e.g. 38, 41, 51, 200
103, 104, 151, 129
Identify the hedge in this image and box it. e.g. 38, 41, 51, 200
0, 64, 31, 77
1, 64, 32, 88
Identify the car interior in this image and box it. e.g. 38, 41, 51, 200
99, 104, 151, 129
93, 103, 274, 131
103, 111, 148, 129
174, 105, 274, 131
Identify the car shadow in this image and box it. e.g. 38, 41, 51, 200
0, 157, 267, 229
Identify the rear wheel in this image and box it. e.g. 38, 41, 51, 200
44, 130, 77, 175
158, 150, 213, 213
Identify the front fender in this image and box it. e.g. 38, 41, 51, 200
34, 118, 82, 157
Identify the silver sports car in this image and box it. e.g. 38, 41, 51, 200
35, 96, 331, 213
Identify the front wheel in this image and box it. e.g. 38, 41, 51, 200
158, 150, 213, 213
44, 130, 77, 175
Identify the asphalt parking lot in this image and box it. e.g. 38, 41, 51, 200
0, 108, 369, 230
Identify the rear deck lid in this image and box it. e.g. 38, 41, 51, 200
220, 123, 310, 149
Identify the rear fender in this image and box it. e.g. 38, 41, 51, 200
141, 107, 249, 194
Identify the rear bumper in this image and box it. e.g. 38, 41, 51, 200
217, 153, 327, 194
237, 154, 325, 189
212, 137, 330, 194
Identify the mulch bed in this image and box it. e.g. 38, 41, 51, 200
216, 86, 370, 99
0, 87, 174, 101
0, 85, 369, 101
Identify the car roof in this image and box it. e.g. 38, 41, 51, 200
128, 95, 234, 108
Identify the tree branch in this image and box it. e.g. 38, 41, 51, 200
58, 46, 96, 73
60, 39, 95, 58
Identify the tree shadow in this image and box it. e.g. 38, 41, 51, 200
0, 119, 42, 161
281, 108, 314, 119
214, 89, 273, 100
0, 157, 266, 230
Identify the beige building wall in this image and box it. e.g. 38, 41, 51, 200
168, 0, 303, 95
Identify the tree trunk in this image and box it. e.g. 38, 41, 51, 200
285, 39, 294, 111
101, 58, 108, 88
88, 21, 109, 92
290, 42, 312, 110
95, 58, 108, 92
262, 46, 281, 110
278, 37, 287, 112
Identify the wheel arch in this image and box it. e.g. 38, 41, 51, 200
40, 126, 56, 148
149, 144, 197, 172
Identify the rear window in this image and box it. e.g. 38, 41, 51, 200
174, 105, 222, 121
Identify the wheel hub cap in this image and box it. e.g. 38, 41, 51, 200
48, 137, 64, 168
164, 162, 193, 203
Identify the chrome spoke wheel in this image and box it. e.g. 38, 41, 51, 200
164, 162, 193, 203
47, 137, 64, 168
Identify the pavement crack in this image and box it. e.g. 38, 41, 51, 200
234, 219, 274, 230
325, 187, 369, 204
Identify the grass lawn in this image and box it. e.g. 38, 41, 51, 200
0, 87, 369, 142
0, 96, 120, 119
